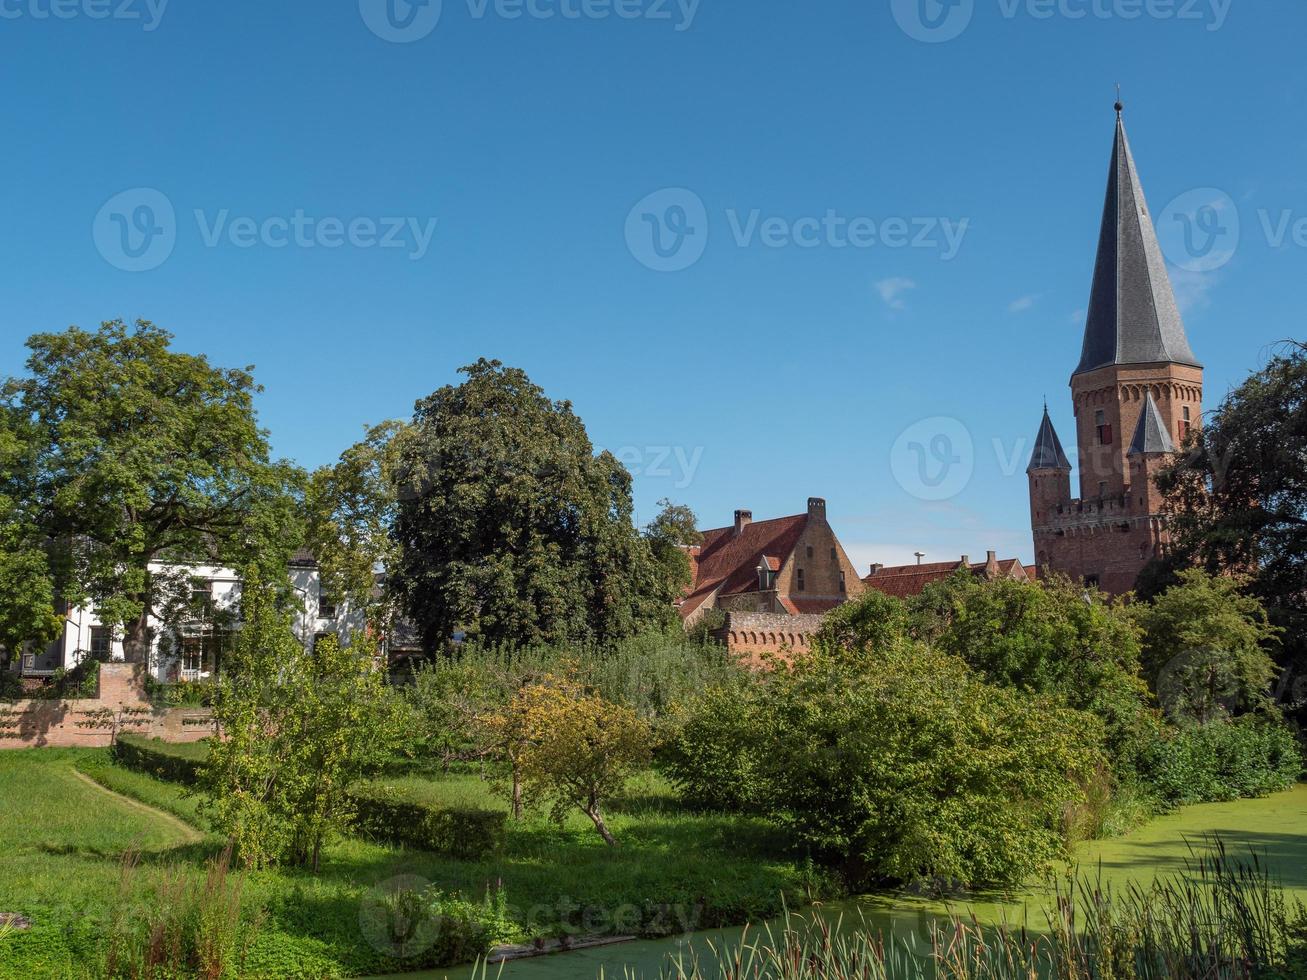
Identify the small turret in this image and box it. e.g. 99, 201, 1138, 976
1028, 406, 1072, 528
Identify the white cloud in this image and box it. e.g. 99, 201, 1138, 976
874, 277, 916, 312
1007, 294, 1038, 314
1169, 268, 1219, 314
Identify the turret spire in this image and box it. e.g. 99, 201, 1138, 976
1074, 107, 1200, 377
1127, 392, 1177, 456
1027, 406, 1072, 473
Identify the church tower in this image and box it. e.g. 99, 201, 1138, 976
1027, 102, 1203, 595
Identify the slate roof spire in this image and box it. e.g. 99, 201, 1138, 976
1074, 104, 1200, 378
1027, 406, 1072, 472
1127, 392, 1177, 456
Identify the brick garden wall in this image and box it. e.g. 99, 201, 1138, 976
0, 663, 214, 749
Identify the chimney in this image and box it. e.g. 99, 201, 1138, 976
734, 510, 753, 537
868, 563, 884, 576
807, 497, 827, 520
985, 551, 999, 577
960, 555, 970, 567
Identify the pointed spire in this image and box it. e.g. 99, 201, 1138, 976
1028, 406, 1072, 473
1074, 105, 1200, 377
1128, 392, 1177, 456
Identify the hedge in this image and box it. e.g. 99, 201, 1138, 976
113, 733, 209, 785
348, 783, 506, 859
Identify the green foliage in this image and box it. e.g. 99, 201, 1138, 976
200, 575, 404, 870
1, 320, 303, 661
1152, 342, 1307, 728
907, 572, 1162, 781
662, 682, 764, 811
113, 734, 209, 785
644, 498, 702, 602
1134, 569, 1282, 724
349, 782, 506, 858
1140, 716, 1303, 807
392, 358, 673, 651
813, 587, 911, 657
483, 675, 653, 844
0, 407, 60, 667
671, 643, 1105, 889
303, 419, 409, 631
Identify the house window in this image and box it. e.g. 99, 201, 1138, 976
181, 635, 203, 676
319, 589, 337, 619
797, 569, 805, 592
189, 580, 213, 622
830, 547, 837, 561
1098, 481, 1107, 499
89, 626, 112, 661
806, 546, 813, 559
1181, 406, 1192, 440
1095, 410, 1113, 445
838, 571, 846, 593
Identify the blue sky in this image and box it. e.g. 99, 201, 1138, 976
2, 0, 1304, 571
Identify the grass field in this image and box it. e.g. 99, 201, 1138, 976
0, 749, 836, 979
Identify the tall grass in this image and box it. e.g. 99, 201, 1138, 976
639, 841, 1307, 979
103, 846, 260, 979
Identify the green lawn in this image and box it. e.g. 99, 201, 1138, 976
0, 749, 836, 979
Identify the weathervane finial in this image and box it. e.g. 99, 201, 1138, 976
1114, 84, 1123, 114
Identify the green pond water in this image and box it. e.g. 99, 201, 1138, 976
384, 785, 1307, 980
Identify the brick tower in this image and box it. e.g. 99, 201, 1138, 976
1028, 103, 1203, 595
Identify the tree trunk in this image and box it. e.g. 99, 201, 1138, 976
586, 799, 616, 847
511, 768, 523, 820
122, 608, 152, 664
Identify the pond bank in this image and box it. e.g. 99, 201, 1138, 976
376, 784, 1307, 980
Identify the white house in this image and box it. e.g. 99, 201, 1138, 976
17, 549, 366, 683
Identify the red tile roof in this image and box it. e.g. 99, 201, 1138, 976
862, 557, 1030, 599
678, 514, 808, 620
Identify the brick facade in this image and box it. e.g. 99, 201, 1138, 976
713, 612, 826, 665
0, 663, 214, 749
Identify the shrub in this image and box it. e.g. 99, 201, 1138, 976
663, 681, 763, 811
670, 644, 1106, 890
348, 783, 506, 859
113, 733, 208, 785
1141, 716, 1303, 807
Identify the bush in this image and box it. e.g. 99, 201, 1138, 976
1141, 716, 1303, 807
113, 733, 209, 785
670, 644, 1106, 890
349, 783, 506, 859
663, 682, 763, 811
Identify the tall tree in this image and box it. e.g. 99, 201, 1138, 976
2, 321, 303, 663
1150, 341, 1307, 714
643, 498, 701, 605
303, 420, 409, 631
393, 359, 668, 650
0, 408, 60, 667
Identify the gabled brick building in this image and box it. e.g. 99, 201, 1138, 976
678, 497, 863, 637
1029, 103, 1202, 596
862, 551, 1033, 599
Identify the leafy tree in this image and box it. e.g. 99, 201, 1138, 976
1151, 341, 1307, 712
906, 573, 1159, 777
813, 587, 911, 657
1, 321, 303, 663
0, 408, 60, 668
393, 359, 670, 650
1133, 569, 1281, 725
202, 575, 402, 870
304, 419, 409, 631
484, 674, 651, 845
643, 498, 701, 603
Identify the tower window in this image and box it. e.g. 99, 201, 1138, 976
1095, 410, 1113, 445
797, 569, 805, 592
1181, 406, 1192, 439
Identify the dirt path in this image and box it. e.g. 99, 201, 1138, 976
70, 768, 204, 844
